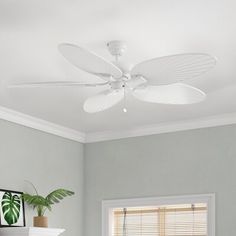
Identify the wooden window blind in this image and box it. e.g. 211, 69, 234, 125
113, 203, 207, 236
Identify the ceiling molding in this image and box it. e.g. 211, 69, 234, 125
1, 105, 236, 144
85, 112, 236, 143
0, 106, 86, 143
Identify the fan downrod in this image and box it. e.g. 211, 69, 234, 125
107, 40, 127, 59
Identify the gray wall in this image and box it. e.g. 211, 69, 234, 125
0, 119, 84, 236
84, 124, 236, 236
1, 118, 236, 236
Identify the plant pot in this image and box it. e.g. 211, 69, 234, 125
33, 216, 48, 227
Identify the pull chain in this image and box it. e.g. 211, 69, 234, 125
191, 204, 195, 236
174, 208, 176, 236
123, 84, 127, 113
123, 208, 127, 236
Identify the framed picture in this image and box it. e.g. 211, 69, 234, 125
0, 189, 26, 227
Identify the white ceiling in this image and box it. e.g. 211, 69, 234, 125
1, 0, 236, 139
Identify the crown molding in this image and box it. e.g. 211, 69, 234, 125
1, 105, 236, 144
85, 112, 236, 143
0, 106, 86, 143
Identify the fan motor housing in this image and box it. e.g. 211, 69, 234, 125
110, 80, 124, 90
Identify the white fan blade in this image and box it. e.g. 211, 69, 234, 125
83, 89, 123, 113
58, 43, 122, 79
133, 83, 206, 104
9, 81, 109, 88
131, 53, 216, 85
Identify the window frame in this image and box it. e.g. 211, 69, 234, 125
102, 194, 215, 236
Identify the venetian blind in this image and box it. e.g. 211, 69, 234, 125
113, 203, 207, 236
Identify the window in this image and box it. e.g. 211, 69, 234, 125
102, 194, 215, 236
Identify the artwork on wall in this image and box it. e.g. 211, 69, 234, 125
0, 189, 26, 227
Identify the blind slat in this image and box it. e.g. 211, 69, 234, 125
112, 203, 207, 236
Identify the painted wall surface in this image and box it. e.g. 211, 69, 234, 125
0, 119, 84, 236
84, 124, 236, 236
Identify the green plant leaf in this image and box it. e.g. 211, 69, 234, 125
46, 189, 74, 204
21, 194, 51, 210
1, 192, 21, 225
22, 184, 74, 217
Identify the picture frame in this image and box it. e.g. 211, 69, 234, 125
0, 189, 26, 227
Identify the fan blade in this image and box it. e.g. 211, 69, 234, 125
83, 89, 123, 113
58, 43, 122, 79
126, 76, 147, 89
9, 81, 109, 88
131, 53, 216, 85
133, 83, 206, 104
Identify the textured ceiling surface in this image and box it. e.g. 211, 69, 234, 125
0, 0, 236, 133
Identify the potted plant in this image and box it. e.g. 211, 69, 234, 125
21, 182, 74, 227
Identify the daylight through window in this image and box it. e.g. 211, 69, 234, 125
112, 203, 207, 236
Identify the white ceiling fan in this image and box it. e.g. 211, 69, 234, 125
11, 41, 216, 113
